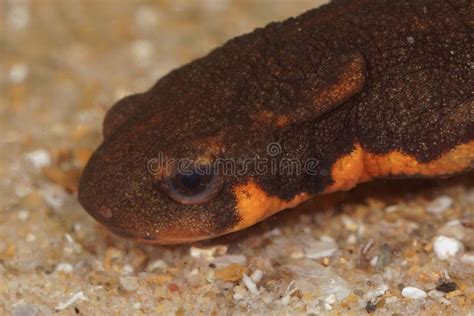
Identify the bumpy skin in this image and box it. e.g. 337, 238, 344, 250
78, 0, 474, 244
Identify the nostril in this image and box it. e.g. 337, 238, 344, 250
99, 206, 113, 218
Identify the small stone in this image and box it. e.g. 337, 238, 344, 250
304, 239, 338, 259
190, 245, 227, 260
242, 273, 258, 294
426, 196, 453, 214
211, 254, 246, 267
56, 263, 74, 273
9, 63, 29, 83
365, 301, 377, 313
401, 287, 427, 299
428, 290, 445, 299
40, 184, 67, 210
233, 285, 247, 300
324, 294, 336, 304
26, 149, 51, 170
25, 234, 36, 242
130, 40, 154, 67
375, 244, 392, 271
445, 290, 463, 299
119, 276, 139, 292
436, 281, 457, 293
146, 259, 168, 272
17, 210, 30, 221
433, 235, 464, 260
460, 253, 474, 264
324, 303, 332, 311
384, 205, 400, 213
365, 284, 389, 302
214, 264, 247, 282
233, 292, 243, 300
342, 215, 358, 232
250, 269, 263, 283
55, 292, 87, 311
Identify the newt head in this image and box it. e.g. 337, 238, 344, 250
78, 19, 368, 244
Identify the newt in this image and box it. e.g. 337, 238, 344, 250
78, 0, 474, 244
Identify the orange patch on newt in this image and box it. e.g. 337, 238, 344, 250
232, 141, 473, 231
325, 141, 474, 193
314, 54, 366, 109
364, 141, 474, 178
233, 181, 310, 231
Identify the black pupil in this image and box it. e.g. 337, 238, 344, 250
181, 172, 201, 190
172, 171, 213, 195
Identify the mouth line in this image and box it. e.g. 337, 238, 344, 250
107, 226, 218, 245
107, 226, 156, 241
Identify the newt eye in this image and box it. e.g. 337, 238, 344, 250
161, 167, 223, 204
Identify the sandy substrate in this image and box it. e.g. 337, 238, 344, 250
1, 1, 473, 315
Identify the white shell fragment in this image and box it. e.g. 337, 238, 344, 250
26, 149, 51, 170
282, 259, 350, 300
242, 273, 258, 294
304, 239, 338, 259
426, 196, 453, 214
402, 287, 427, 299
433, 235, 464, 260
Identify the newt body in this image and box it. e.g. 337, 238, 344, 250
79, 0, 473, 244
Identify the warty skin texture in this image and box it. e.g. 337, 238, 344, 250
78, 0, 473, 244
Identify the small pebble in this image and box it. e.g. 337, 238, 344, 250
25, 234, 36, 243
324, 303, 333, 311
214, 264, 247, 282
9, 63, 29, 83
55, 292, 87, 310
428, 290, 445, 299
242, 273, 258, 294
365, 284, 389, 302
433, 235, 464, 260
119, 276, 139, 292
233, 285, 247, 300
365, 301, 377, 313
324, 294, 336, 304
17, 210, 30, 221
436, 281, 457, 293
56, 263, 74, 273
401, 287, 427, 299
460, 253, 474, 264
250, 269, 263, 283
40, 184, 67, 209
426, 196, 453, 214
26, 149, 51, 170
304, 239, 338, 259
445, 290, 463, 299
190, 245, 227, 260
146, 259, 168, 272
346, 234, 357, 244
406, 36, 415, 44
211, 254, 246, 267
384, 205, 399, 213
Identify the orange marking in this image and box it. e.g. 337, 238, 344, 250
233, 181, 310, 231
364, 141, 474, 178
325, 141, 474, 193
275, 115, 290, 128
231, 141, 473, 232
324, 143, 367, 193
314, 54, 366, 109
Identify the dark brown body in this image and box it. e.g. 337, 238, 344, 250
78, 0, 474, 244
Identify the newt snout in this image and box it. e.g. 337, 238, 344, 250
78, 0, 473, 244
